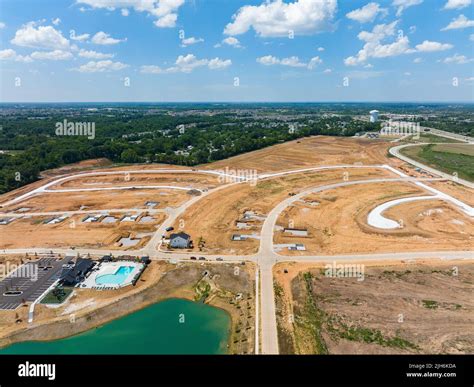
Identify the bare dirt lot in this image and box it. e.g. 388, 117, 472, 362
273, 260, 473, 354
275, 182, 473, 255
0, 212, 166, 250
204, 136, 391, 173
1, 189, 189, 213
0, 260, 256, 355
169, 168, 392, 255
50, 172, 222, 190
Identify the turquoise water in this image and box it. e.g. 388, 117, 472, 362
96, 265, 134, 285
0, 298, 231, 354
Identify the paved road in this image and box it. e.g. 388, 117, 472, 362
390, 143, 474, 189
1, 208, 167, 218
421, 127, 474, 143
1, 162, 473, 354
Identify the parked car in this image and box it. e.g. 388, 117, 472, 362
190, 256, 197, 260
165, 226, 174, 232
199, 256, 206, 261
216, 257, 223, 261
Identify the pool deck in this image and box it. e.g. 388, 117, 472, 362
80, 261, 145, 290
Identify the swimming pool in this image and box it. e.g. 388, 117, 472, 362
95, 266, 135, 286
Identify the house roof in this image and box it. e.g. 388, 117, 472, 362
170, 232, 190, 240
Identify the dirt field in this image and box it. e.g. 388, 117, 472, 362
204, 136, 392, 173
0, 260, 256, 355
425, 180, 474, 207
274, 182, 473, 255
0, 212, 166, 250
168, 168, 392, 255
1, 189, 190, 213
51, 172, 222, 190
273, 260, 474, 354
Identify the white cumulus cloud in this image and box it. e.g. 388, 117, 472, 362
141, 54, 232, 74
222, 36, 242, 48
442, 14, 474, 30
78, 49, 114, 59
256, 54, 322, 69
443, 53, 473, 64
415, 40, 453, 52
31, 50, 73, 60
224, 0, 337, 37
11, 22, 70, 50
344, 21, 414, 66
77, 0, 185, 28
91, 31, 126, 45
72, 60, 129, 72
346, 2, 388, 23
0, 48, 32, 62
70, 32, 90, 42
392, 0, 423, 17
443, 0, 471, 10
180, 36, 204, 47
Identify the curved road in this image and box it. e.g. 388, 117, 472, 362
1, 160, 473, 355
389, 143, 474, 189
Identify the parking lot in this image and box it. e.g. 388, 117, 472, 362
0, 256, 68, 310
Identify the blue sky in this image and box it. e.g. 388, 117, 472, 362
0, 0, 473, 102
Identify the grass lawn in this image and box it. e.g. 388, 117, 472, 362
405, 134, 464, 144
401, 144, 474, 182
40, 287, 73, 304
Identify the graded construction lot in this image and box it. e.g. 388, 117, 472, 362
50, 172, 221, 190
0, 213, 166, 250
1, 189, 190, 213
205, 136, 391, 172
425, 180, 474, 207
0, 260, 256, 355
275, 182, 473, 255
168, 168, 392, 254
273, 260, 474, 354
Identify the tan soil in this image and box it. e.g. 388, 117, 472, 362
273, 259, 474, 354
0, 213, 166, 250
1, 189, 189, 213
275, 182, 473, 255
204, 136, 392, 173
169, 168, 392, 255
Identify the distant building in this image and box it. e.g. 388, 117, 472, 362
169, 232, 191, 249
369, 110, 379, 123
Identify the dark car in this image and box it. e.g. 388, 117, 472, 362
165, 226, 174, 232
199, 257, 206, 261
190, 256, 197, 260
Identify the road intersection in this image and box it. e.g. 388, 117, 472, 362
0, 145, 473, 355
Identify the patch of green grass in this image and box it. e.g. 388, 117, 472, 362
194, 280, 211, 302
274, 282, 283, 298
296, 272, 328, 354
422, 299, 439, 309
401, 144, 474, 182
40, 287, 72, 304
326, 316, 419, 351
